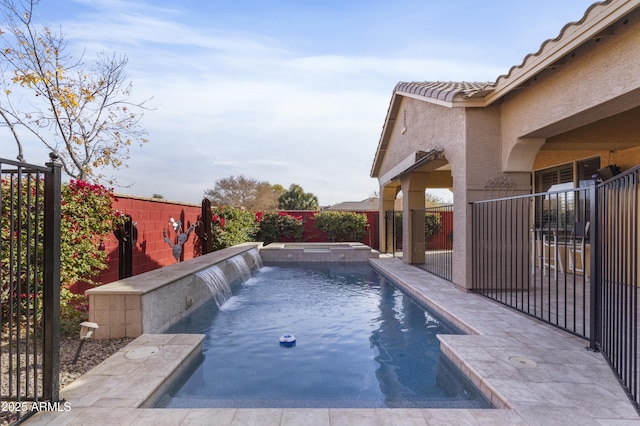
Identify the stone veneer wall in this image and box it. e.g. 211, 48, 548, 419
86, 243, 261, 339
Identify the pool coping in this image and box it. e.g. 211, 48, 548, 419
260, 242, 377, 262
85, 243, 262, 339
26, 257, 640, 425
369, 258, 640, 423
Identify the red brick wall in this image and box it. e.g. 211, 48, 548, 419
426, 211, 453, 250
280, 211, 379, 249
72, 200, 380, 294
71, 195, 201, 294
108, 196, 202, 271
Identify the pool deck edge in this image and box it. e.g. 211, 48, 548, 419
26, 257, 640, 425
370, 257, 640, 424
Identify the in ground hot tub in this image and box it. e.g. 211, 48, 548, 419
259, 242, 378, 262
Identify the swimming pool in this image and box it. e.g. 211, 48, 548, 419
156, 263, 491, 409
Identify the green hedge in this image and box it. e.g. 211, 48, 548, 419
254, 212, 304, 245
209, 205, 260, 251
394, 211, 442, 238
312, 211, 369, 242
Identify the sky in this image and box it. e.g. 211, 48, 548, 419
1, 0, 598, 206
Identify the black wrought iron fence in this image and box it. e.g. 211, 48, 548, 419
422, 205, 453, 281
472, 186, 592, 338
1, 156, 61, 425
471, 163, 640, 412
596, 165, 639, 409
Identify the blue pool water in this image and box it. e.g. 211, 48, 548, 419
157, 263, 491, 409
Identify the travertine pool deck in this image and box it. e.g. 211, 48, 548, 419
27, 257, 640, 425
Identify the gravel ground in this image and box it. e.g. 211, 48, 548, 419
58, 336, 134, 388
2, 334, 133, 393
2, 334, 132, 425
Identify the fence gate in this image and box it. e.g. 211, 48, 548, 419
1, 156, 61, 424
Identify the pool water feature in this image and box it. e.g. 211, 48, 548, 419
195, 265, 232, 307
228, 255, 252, 282
157, 263, 492, 409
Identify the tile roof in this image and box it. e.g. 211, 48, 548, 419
394, 81, 494, 103
494, 0, 612, 86
393, 1, 625, 105
326, 197, 379, 211
373, 0, 635, 178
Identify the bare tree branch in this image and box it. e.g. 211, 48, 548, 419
0, 0, 150, 182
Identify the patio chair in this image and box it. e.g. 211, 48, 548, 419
568, 221, 590, 278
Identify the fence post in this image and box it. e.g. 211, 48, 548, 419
589, 180, 600, 351
114, 215, 135, 279
42, 154, 61, 402
197, 198, 213, 254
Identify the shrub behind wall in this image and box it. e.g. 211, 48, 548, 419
89, 200, 379, 288
312, 211, 369, 242
254, 212, 304, 245
209, 205, 259, 250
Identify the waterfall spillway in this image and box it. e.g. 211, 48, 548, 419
229, 255, 251, 282
195, 251, 262, 309
247, 248, 264, 269
196, 265, 232, 308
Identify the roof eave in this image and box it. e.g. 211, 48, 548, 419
397, 91, 490, 108
370, 89, 490, 178
485, 0, 635, 105
370, 92, 402, 178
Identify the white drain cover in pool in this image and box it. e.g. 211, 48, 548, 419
125, 346, 160, 359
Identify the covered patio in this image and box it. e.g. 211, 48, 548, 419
371, 0, 640, 289
371, 0, 640, 412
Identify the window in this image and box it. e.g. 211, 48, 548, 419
535, 163, 573, 193
577, 157, 600, 188
534, 157, 600, 193
533, 157, 600, 228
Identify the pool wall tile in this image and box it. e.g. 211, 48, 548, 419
260, 242, 378, 263
86, 244, 262, 339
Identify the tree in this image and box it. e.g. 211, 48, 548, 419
204, 175, 282, 210
255, 182, 285, 211
278, 183, 319, 210
425, 192, 446, 207
0, 0, 149, 183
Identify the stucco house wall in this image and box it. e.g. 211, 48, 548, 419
459, 107, 506, 285
371, 0, 640, 290
376, 97, 466, 181
500, 6, 640, 173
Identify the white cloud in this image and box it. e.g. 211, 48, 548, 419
77, 43, 478, 203
13, 0, 585, 205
